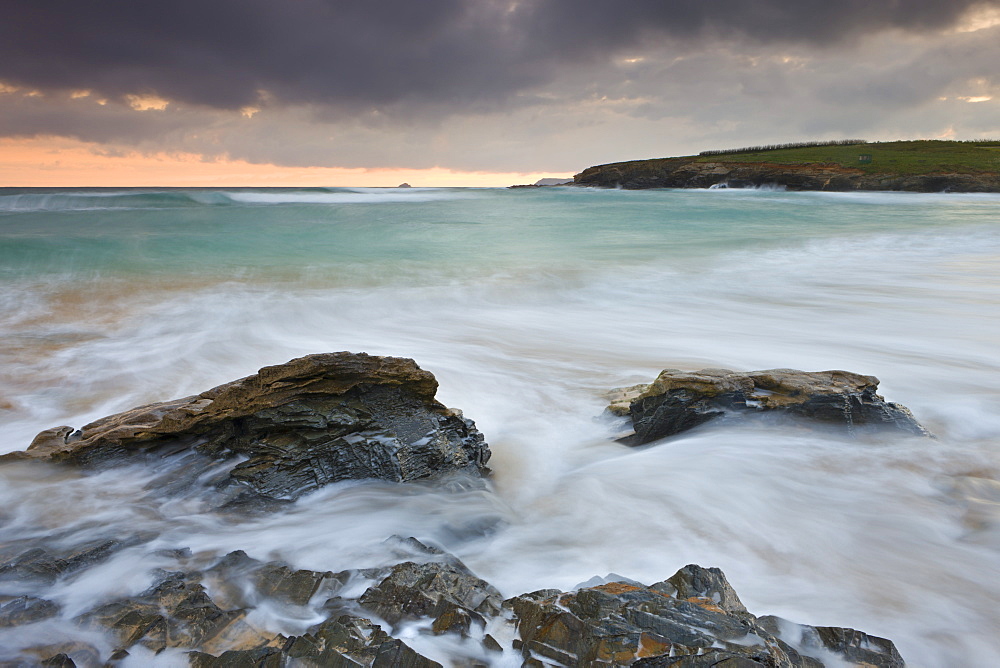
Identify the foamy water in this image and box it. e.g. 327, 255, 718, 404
1, 186, 999, 665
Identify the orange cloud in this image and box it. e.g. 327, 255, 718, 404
0, 137, 570, 187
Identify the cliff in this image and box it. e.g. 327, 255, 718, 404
574, 140, 1000, 192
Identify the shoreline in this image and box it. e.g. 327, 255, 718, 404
571, 158, 1000, 192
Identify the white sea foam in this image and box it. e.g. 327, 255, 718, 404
224, 188, 466, 205
1, 188, 999, 665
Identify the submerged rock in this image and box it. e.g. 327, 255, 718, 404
505, 564, 905, 667
77, 572, 279, 655
609, 368, 928, 444
756, 616, 906, 668
1, 535, 905, 667
0, 534, 155, 585
205, 549, 344, 608
7, 352, 490, 500
358, 560, 504, 636
190, 614, 442, 668
0, 595, 60, 627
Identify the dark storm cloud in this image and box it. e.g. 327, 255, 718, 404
521, 0, 993, 51
0, 0, 992, 112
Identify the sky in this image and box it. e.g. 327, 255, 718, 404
2, 0, 999, 186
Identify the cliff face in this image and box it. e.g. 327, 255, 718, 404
574, 159, 1000, 192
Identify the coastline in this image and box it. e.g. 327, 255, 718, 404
571, 158, 1000, 192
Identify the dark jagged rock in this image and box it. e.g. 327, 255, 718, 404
633, 649, 813, 667
505, 565, 904, 667
205, 550, 344, 608
6, 352, 490, 501
0, 595, 60, 626
653, 564, 748, 616
608, 368, 928, 444
76, 572, 278, 655
190, 614, 442, 668
40, 654, 78, 668
189, 646, 286, 668
16, 643, 102, 668
2, 541, 905, 667
757, 616, 905, 668
358, 561, 503, 636
0, 534, 155, 584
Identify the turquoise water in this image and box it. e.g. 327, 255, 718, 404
2, 186, 1000, 665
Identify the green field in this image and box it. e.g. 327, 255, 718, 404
693, 140, 1000, 174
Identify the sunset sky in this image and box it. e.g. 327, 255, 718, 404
2, 0, 999, 186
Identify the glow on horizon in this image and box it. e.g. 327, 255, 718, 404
0, 137, 572, 187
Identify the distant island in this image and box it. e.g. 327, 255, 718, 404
571, 139, 1000, 192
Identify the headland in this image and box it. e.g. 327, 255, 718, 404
572, 139, 1000, 192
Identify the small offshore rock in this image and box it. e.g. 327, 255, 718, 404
9, 352, 491, 501
610, 368, 928, 444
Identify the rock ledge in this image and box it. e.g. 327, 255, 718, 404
6, 352, 490, 500
609, 368, 928, 444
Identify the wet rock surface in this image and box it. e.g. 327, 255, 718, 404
3, 352, 491, 501
506, 565, 904, 667
0, 536, 905, 667
0, 595, 60, 627
358, 560, 504, 635
0, 354, 915, 665
189, 614, 443, 668
609, 368, 928, 445
76, 571, 276, 655
0, 533, 156, 585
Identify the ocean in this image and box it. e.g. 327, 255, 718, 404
1, 185, 999, 665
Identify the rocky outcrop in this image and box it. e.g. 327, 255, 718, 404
4, 352, 490, 500
0, 534, 156, 585
506, 565, 903, 667
189, 614, 443, 668
0, 595, 61, 627
77, 572, 278, 656
0, 534, 906, 667
65, 558, 441, 667
358, 560, 504, 636
574, 158, 1000, 192
609, 368, 928, 445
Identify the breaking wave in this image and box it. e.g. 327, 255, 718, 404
0, 187, 466, 212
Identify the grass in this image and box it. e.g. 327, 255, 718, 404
692, 140, 1000, 174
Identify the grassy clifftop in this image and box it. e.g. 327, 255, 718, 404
692, 140, 1000, 174
573, 140, 1000, 191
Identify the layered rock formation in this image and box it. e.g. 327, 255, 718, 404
8, 541, 903, 667
507, 565, 904, 667
3, 352, 490, 500
574, 158, 1000, 192
608, 368, 928, 445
